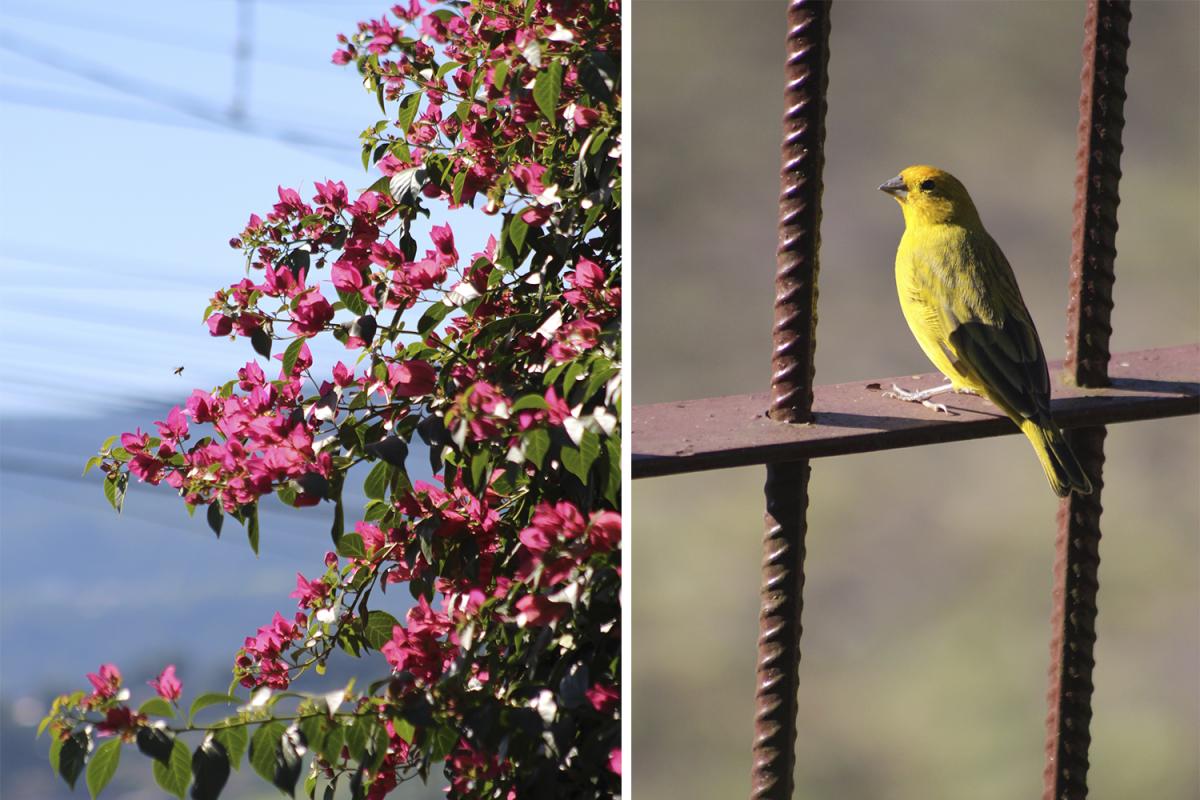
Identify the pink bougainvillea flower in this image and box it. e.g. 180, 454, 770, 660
586, 682, 619, 714
313, 179, 348, 213
154, 406, 189, 442
547, 319, 601, 362
237, 360, 266, 391
587, 510, 621, 552
185, 389, 220, 423
403, 257, 446, 291
514, 594, 569, 627
571, 257, 605, 289
207, 313, 233, 337
288, 290, 335, 337
120, 428, 149, 453
573, 106, 601, 128
520, 205, 553, 226
387, 360, 437, 397
509, 162, 546, 196
429, 223, 458, 267
608, 747, 621, 776
86, 663, 122, 700
289, 572, 330, 608
97, 706, 144, 739
376, 152, 407, 177
149, 664, 182, 702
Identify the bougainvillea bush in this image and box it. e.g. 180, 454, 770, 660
41, 1, 621, 797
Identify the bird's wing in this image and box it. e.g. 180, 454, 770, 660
938, 232, 1052, 421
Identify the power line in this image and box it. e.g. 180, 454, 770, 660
0, 29, 354, 161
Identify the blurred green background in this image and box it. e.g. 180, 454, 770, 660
630, 2, 1198, 799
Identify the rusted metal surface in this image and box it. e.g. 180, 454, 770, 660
769, 0, 829, 425
1043, 426, 1106, 799
752, 1, 831, 798
753, 461, 811, 800
1063, 1, 1128, 388
632, 344, 1197, 479
1043, 2, 1131, 797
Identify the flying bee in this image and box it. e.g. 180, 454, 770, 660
173, 366, 185, 376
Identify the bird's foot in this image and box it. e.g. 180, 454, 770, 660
882, 381, 958, 415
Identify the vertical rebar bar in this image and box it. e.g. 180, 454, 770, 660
753, 2, 830, 799
1043, 2, 1130, 798
769, 0, 830, 425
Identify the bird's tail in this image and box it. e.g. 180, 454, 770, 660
1019, 417, 1093, 498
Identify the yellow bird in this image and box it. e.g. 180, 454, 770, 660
879, 165, 1092, 497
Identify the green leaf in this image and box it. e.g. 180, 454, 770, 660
363, 460, 392, 501
492, 60, 509, 91
82, 455, 103, 476
336, 533, 367, 560
191, 737, 230, 800
603, 437, 620, 507
138, 697, 176, 719
152, 738, 190, 799
580, 50, 618, 104
374, 77, 386, 115
188, 693, 239, 725
451, 170, 467, 206
426, 724, 459, 762
56, 730, 89, 789
250, 327, 273, 360
282, 338, 305, 376
523, 428, 551, 469
246, 503, 260, 556
469, 450, 490, 493
397, 92, 421, 133
249, 722, 287, 785
274, 729, 304, 796
148, 738, 190, 800
391, 717, 416, 744
389, 166, 427, 202
364, 610, 401, 650
214, 725, 248, 772
507, 214, 530, 254
206, 502, 224, 538
533, 60, 563, 125
511, 394, 549, 412
577, 430, 602, 476
86, 737, 121, 799
417, 300, 451, 337
102, 474, 126, 514
136, 726, 175, 764
338, 287, 368, 317
331, 490, 345, 548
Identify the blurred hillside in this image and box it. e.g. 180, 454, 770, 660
631, 2, 1198, 799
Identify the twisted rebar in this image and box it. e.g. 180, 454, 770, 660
753, 1, 830, 798
1044, 2, 1130, 798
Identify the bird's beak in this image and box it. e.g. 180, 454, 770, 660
878, 175, 907, 200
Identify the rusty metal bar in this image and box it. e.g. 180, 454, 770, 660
632, 344, 1198, 479
1043, 2, 1131, 798
752, 2, 831, 798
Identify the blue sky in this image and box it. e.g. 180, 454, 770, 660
0, 0, 497, 419
0, 9, 486, 795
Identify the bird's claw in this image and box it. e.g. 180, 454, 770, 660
882, 383, 922, 402
921, 399, 954, 415
882, 383, 957, 415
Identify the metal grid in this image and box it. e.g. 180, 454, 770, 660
630, 1, 1198, 798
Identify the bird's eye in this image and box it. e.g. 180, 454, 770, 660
919, 179, 936, 192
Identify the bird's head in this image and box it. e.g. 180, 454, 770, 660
878, 165, 980, 227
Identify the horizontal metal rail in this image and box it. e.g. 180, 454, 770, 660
632, 343, 1199, 479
